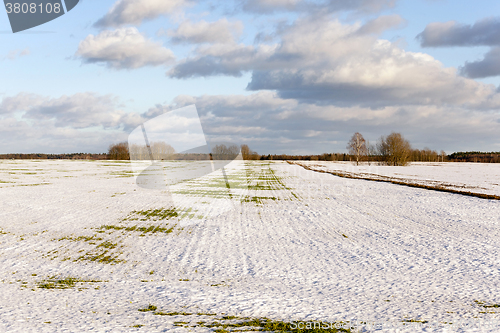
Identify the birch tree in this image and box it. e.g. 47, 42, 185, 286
347, 132, 368, 166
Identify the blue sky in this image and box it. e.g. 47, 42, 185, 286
1, 0, 500, 154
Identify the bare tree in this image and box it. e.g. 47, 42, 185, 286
150, 141, 175, 160
347, 132, 368, 166
240, 144, 250, 160
240, 144, 260, 160
108, 142, 129, 160
377, 132, 412, 166
440, 150, 447, 162
212, 144, 239, 160
129, 141, 175, 160
366, 140, 377, 165
129, 143, 150, 160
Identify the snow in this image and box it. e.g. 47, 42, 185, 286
0, 159, 499, 332
297, 161, 500, 197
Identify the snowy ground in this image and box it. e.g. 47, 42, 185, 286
0, 160, 499, 332
297, 161, 500, 197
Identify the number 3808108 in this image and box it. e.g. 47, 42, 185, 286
5, 2, 61, 14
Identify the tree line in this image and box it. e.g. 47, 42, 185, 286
346, 132, 450, 166
107, 134, 449, 166
2, 136, 498, 163
447, 151, 500, 163
107, 142, 261, 161
0, 153, 108, 160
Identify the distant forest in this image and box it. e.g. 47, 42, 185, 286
4, 130, 498, 163
0, 153, 108, 160
258, 152, 500, 163
1, 150, 499, 163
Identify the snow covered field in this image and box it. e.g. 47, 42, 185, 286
0, 160, 499, 332
297, 161, 500, 197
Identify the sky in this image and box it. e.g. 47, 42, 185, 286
1, 0, 500, 155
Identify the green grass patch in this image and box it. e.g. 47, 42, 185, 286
154, 311, 193, 316
475, 300, 500, 308
58, 235, 103, 244
37, 277, 102, 290
109, 171, 135, 177
123, 208, 178, 221
402, 319, 429, 323
242, 196, 277, 205
97, 241, 118, 249
99, 224, 175, 235
206, 318, 349, 332
174, 321, 188, 326
76, 244, 125, 264
138, 304, 157, 312
136, 308, 350, 332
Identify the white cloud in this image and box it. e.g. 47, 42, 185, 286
148, 92, 500, 154
0, 92, 142, 130
169, 16, 500, 109
168, 43, 279, 78
2, 90, 498, 154
355, 15, 405, 35
0, 92, 146, 153
165, 19, 244, 44
321, 0, 398, 14
0, 116, 129, 154
242, 0, 302, 13
0, 93, 43, 115
240, 0, 397, 14
76, 28, 175, 69
5, 48, 30, 60
94, 0, 188, 28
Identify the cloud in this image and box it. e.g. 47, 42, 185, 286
3, 90, 499, 154
0, 92, 146, 153
94, 0, 188, 28
170, 91, 298, 118
5, 48, 30, 60
355, 15, 405, 35
169, 16, 500, 108
460, 47, 500, 79
241, 0, 302, 13
0, 116, 130, 154
0, 92, 142, 130
417, 17, 500, 47
0, 93, 44, 114
417, 17, 500, 78
240, 0, 397, 14
76, 28, 175, 69
168, 43, 279, 78
320, 0, 398, 14
144, 92, 500, 154
163, 19, 244, 44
